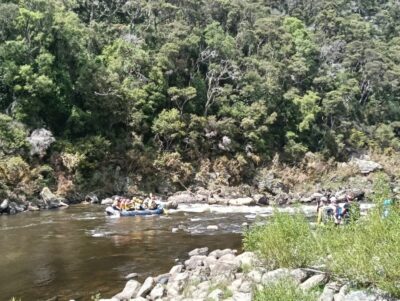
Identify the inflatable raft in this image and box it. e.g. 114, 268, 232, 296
105, 205, 164, 217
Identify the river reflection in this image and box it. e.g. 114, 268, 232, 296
0, 206, 244, 301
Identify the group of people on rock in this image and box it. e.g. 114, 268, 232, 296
316, 193, 360, 225
112, 193, 159, 211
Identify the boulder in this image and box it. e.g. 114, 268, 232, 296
101, 198, 114, 205
234, 252, 259, 268
209, 249, 237, 259
254, 195, 269, 206
40, 187, 68, 209
166, 271, 190, 296
189, 247, 209, 257
164, 200, 178, 209
0, 199, 9, 210
344, 291, 379, 301
167, 191, 205, 204
300, 274, 327, 291
184, 255, 207, 270
207, 289, 224, 301
149, 283, 165, 300
169, 265, 184, 275
247, 269, 264, 283
136, 276, 154, 298
154, 273, 170, 285
261, 268, 291, 285
352, 159, 382, 174
112, 280, 141, 300
232, 292, 252, 301
86, 194, 99, 204
228, 197, 256, 206
125, 273, 138, 280
290, 269, 308, 284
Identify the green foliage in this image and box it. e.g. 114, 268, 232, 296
1, 0, 400, 193
0, 113, 29, 155
244, 211, 316, 269
254, 278, 319, 301
245, 202, 400, 298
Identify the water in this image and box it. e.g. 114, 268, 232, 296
0, 205, 251, 301
0, 203, 373, 300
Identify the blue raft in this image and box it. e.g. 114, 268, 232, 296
105, 205, 164, 217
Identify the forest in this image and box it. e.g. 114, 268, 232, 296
1, 0, 400, 198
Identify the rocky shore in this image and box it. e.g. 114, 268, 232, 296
98, 247, 397, 301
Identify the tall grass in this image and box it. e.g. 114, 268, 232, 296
245, 175, 400, 297
254, 278, 319, 301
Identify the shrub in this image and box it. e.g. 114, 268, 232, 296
254, 278, 319, 301
243, 211, 317, 269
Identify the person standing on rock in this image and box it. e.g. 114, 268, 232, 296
330, 197, 342, 225
342, 193, 360, 224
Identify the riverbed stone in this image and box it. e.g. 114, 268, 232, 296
234, 251, 259, 268
207, 289, 224, 301
319, 285, 336, 301
125, 273, 138, 280
232, 292, 252, 301
247, 269, 264, 283
344, 291, 379, 301
300, 274, 327, 291
228, 197, 255, 206
209, 249, 237, 259
185, 255, 207, 270
239, 280, 253, 293
167, 271, 190, 295
169, 265, 184, 275
101, 198, 114, 205
154, 273, 170, 285
113, 279, 141, 300
188, 247, 209, 257
290, 268, 308, 284
352, 159, 382, 174
149, 283, 165, 300
261, 268, 290, 285
136, 277, 154, 297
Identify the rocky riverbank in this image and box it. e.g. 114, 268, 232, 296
98, 247, 397, 301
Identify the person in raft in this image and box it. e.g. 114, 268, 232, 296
143, 193, 158, 210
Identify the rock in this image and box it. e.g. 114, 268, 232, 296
101, 198, 114, 205
232, 292, 252, 301
86, 194, 99, 204
290, 269, 308, 284
167, 271, 190, 295
207, 225, 219, 230
234, 252, 259, 268
169, 265, 184, 275
228, 197, 256, 206
167, 191, 206, 204
155, 273, 170, 285
210, 253, 240, 280
300, 274, 327, 291
136, 276, 154, 297
254, 195, 269, 206
125, 273, 138, 280
112, 280, 141, 300
189, 247, 209, 257
319, 285, 336, 301
344, 291, 379, 301
9, 202, 26, 214
0, 199, 9, 210
185, 255, 206, 270
352, 159, 382, 174
239, 280, 253, 293
273, 193, 291, 205
27, 128, 55, 157
208, 289, 224, 301
261, 268, 290, 285
208, 196, 229, 205
149, 283, 165, 300
247, 269, 264, 284
164, 200, 178, 209
209, 249, 237, 259
172, 228, 179, 233
40, 187, 68, 209
129, 298, 147, 301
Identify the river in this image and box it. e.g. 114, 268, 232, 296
0, 204, 256, 301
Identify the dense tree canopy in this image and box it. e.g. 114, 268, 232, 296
1, 0, 399, 194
